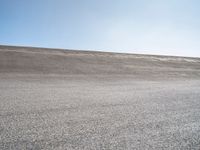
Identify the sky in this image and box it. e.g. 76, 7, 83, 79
0, 0, 200, 57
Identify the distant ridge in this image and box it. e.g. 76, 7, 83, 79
1, 44, 200, 59
0, 45, 200, 79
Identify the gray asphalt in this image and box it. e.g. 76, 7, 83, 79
0, 46, 200, 149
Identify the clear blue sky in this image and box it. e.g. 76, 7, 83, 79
1, 0, 200, 57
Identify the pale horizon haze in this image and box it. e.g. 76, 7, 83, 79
1, 0, 200, 57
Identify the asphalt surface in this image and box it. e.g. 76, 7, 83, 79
0, 46, 200, 149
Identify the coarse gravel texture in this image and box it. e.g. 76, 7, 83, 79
0, 45, 200, 150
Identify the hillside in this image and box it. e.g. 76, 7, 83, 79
0, 45, 200, 79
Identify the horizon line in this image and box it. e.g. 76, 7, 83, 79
0, 44, 199, 59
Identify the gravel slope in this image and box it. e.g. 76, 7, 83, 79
0, 46, 200, 149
